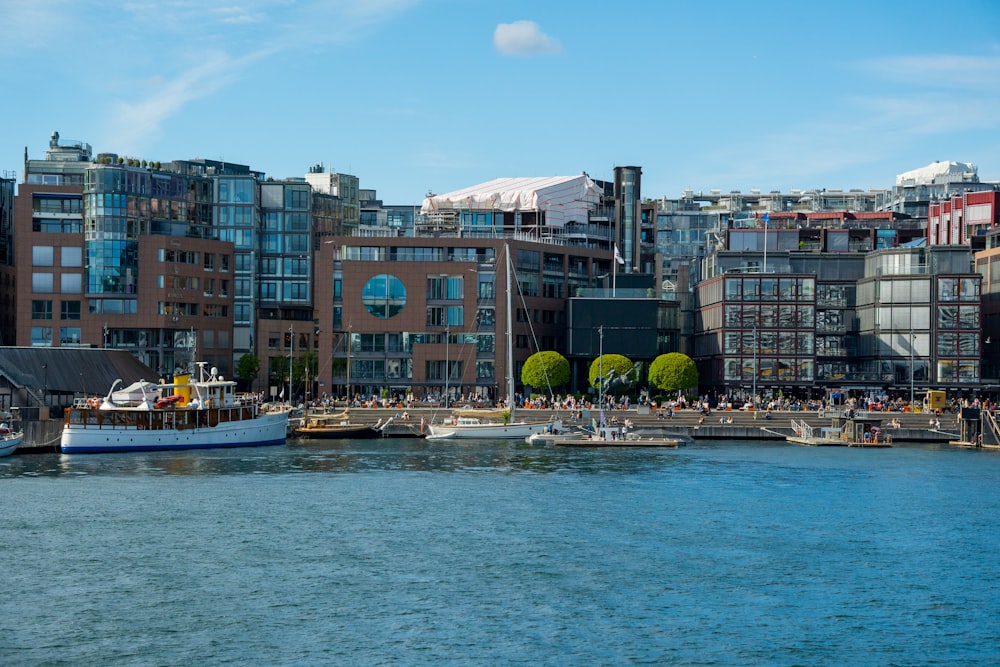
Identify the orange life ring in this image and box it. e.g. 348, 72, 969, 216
88, 397, 101, 408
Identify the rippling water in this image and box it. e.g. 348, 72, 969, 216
3, 439, 999, 666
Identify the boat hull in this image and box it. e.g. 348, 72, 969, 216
60, 412, 288, 454
0, 433, 23, 457
552, 436, 682, 448
293, 425, 381, 440
426, 420, 560, 440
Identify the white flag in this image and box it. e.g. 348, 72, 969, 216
279, 388, 285, 399
613, 244, 625, 265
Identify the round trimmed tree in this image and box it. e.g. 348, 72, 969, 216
648, 353, 699, 395
588, 353, 635, 392
521, 351, 570, 392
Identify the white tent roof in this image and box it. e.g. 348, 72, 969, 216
896, 161, 977, 187
421, 175, 603, 227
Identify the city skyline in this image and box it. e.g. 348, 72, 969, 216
2, 0, 999, 202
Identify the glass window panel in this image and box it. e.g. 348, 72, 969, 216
61, 273, 82, 293
959, 307, 980, 330
31, 326, 53, 347
938, 277, 957, 302
32, 272, 54, 293
61, 246, 83, 267
32, 246, 54, 266
725, 278, 741, 301
759, 332, 776, 354
960, 278, 980, 302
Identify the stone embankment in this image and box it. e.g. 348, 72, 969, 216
343, 405, 960, 443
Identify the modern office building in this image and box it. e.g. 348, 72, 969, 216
313, 237, 616, 404
16, 137, 236, 377
693, 212, 981, 402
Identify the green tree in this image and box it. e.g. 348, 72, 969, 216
521, 351, 570, 391
648, 353, 699, 394
588, 354, 635, 392
234, 353, 260, 391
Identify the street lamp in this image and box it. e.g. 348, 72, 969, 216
288, 325, 294, 406
598, 325, 604, 410
444, 326, 450, 408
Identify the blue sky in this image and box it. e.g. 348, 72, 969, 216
2, 0, 999, 204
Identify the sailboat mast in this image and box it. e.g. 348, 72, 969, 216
506, 243, 514, 411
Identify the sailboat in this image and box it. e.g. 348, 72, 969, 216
0, 407, 24, 457
426, 243, 562, 440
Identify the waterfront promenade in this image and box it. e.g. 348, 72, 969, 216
14, 403, 959, 453
318, 404, 959, 443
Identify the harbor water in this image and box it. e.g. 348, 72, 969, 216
3, 439, 999, 666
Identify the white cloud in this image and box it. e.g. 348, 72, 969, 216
859, 53, 1000, 89
94, 0, 421, 152
105, 49, 269, 154
494, 20, 561, 56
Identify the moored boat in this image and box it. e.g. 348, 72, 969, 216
60, 363, 288, 454
0, 408, 24, 457
550, 425, 683, 448
293, 411, 383, 439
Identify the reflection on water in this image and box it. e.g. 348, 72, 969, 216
2, 437, 687, 478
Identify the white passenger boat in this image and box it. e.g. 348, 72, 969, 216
61, 363, 288, 454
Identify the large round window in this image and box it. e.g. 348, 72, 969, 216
362, 274, 406, 318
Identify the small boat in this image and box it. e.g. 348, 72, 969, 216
526, 428, 587, 445
0, 408, 24, 457
426, 414, 562, 440
550, 425, 683, 448
61, 363, 288, 454
293, 411, 383, 440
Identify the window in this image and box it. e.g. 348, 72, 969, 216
60, 301, 81, 320
61, 247, 83, 267
32, 246, 54, 266
60, 327, 82, 345
427, 276, 445, 300
32, 300, 53, 320
426, 306, 445, 326
61, 273, 82, 293
362, 274, 406, 319
31, 326, 52, 347
32, 273, 54, 293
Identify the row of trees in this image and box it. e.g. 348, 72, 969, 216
521, 351, 699, 397
231, 349, 699, 400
